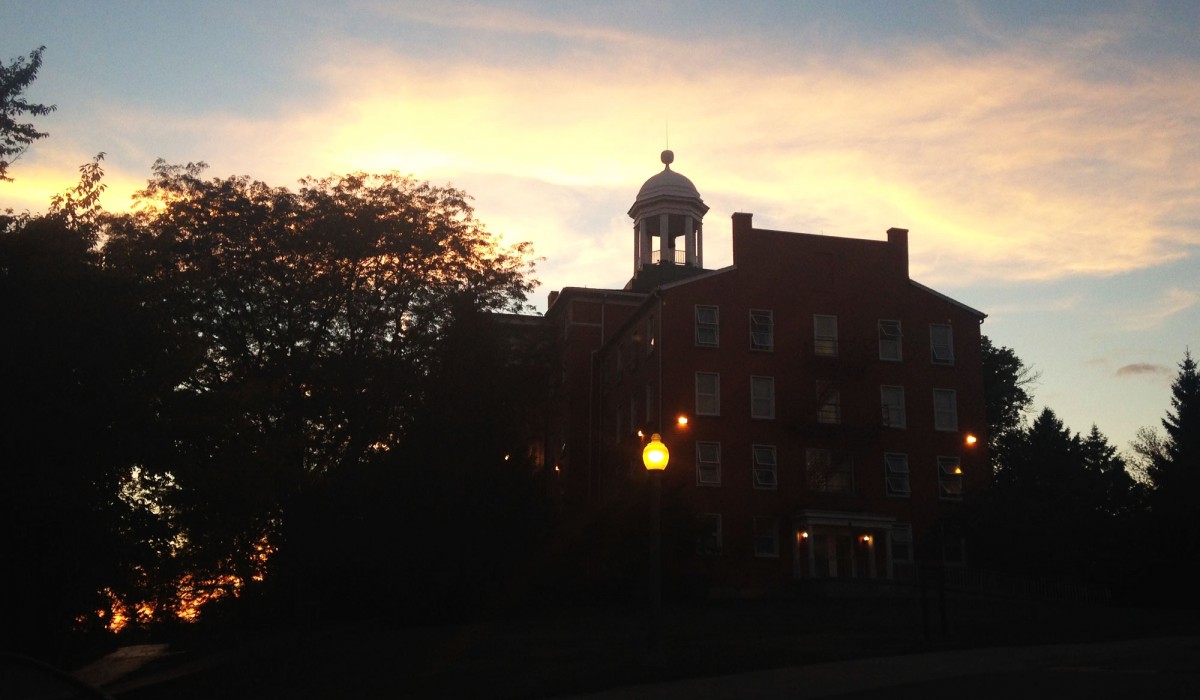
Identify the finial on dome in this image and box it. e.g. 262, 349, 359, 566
661, 150, 674, 168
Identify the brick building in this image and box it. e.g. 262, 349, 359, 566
544, 151, 988, 592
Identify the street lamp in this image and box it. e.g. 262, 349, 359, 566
642, 433, 668, 665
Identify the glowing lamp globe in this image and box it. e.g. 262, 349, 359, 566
643, 433, 669, 471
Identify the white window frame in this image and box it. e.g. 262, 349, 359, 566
751, 375, 776, 419
938, 456, 963, 500
752, 444, 778, 489
696, 441, 722, 486
933, 389, 958, 431
753, 517, 779, 558
881, 385, 907, 428
695, 305, 719, 347
697, 513, 722, 555
930, 324, 954, 365
884, 453, 911, 497
817, 381, 841, 424
695, 372, 720, 416
879, 319, 902, 361
806, 448, 854, 494
814, 314, 838, 357
750, 309, 774, 351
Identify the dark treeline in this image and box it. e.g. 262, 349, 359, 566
2, 158, 562, 659
969, 338, 1200, 603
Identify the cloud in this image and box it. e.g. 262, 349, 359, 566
1118, 287, 1199, 330
18, 4, 1200, 297
1116, 363, 1172, 378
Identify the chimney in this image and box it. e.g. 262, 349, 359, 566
887, 227, 909, 279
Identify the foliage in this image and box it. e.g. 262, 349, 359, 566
101, 161, 542, 616
1, 46, 56, 181
968, 408, 1141, 585
1, 193, 181, 654
980, 336, 1036, 455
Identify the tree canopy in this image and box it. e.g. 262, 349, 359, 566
1, 46, 56, 181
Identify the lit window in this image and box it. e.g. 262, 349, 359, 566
695, 305, 719, 347
879, 320, 902, 361
884, 453, 910, 497
817, 381, 841, 424
753, 517, 779, 558
930, 324, 954, 365
751, 376, 775, 419
933, 389, 958, 431
696, 441, 721, 485
695, 372, 720, 416
752, 445, 778, 489
697, 513, 722, 555
938, 456, 963, 500
750, 309, 774, 351
814, 314, 838, 356
881, 385, 906, 428
806, 448, 853, 494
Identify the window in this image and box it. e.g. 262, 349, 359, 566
695, 372, 720, 416
816, 381, 841, 424
879, 320, 902, 361
751, 376, 775, 419
696, 441, 721, 485
697, 513, 722, 555
750, 309, 774, 351
890, 525, 914, 565
814, 314, 838, 356
881, 385, 906, 428
753, 517, 779, 558
933, 389, 958, 431
930, 324, 954, 365
806, 448, 854, 494
938, 456, 963, 500
884, 453, 911, 497
752, 445, 778, 489
695, 305, 719, 347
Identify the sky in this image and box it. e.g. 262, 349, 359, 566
4, 0, 1198, 456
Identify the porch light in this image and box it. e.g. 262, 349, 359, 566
637, 429, 645, 438
676, 415, 689, 427
798, 530, 810, 540
643, 433, 669, 471
952, 466, 963, 475
861, 535, 872, 544
965, 434, 978, 446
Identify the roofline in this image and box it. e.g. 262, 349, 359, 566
545, 286, 649, 317
909, 279, 987, 320
656, 264, 736, 291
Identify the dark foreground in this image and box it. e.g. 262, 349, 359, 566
77, 595, 1200, 699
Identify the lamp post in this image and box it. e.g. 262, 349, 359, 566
642, 433, 668, 666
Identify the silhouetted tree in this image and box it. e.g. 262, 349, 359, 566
969, 408, 1140, 585
102, 161, 540, 617
1, 173, 182, 656
981, 336, 1037, 472
1132, 351, 1200, 603
1, 46, 56, 181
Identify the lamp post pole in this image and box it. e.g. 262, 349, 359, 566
642, 433, 669, 667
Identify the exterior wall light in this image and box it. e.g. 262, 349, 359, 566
677, 415, 689, 427
965, 434, 978, 446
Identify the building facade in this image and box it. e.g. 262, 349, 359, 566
545, 152, 988, 593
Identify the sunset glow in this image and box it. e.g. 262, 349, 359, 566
5, 1, 1197, 453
